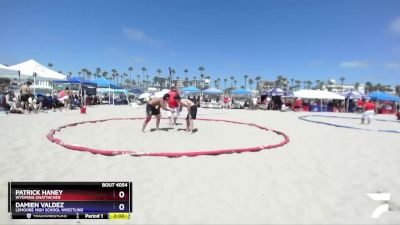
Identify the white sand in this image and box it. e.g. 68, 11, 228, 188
1, 105, 400, 224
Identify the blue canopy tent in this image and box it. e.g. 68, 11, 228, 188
232, 88, 252, 95
200, 87, 223, 108
368, 91, 400, 102
181, 86, 201, 93
53, 77, 97, 86
91, 78, 121, 89
203, 87, 223, 95
53, 77, 97, 106
91, 78, 123, 105
99, 88, 128, 94
269, 87, 284, 96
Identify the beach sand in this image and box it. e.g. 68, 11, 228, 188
1, 105, 399, 224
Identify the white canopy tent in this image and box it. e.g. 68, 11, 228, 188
294, 90, 344, 112
9, 59, 66, 95
294, 90, 345, 100
8, 59, 66, 80
0, 64, 24, 79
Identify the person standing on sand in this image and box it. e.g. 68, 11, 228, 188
142, 94, 173, 132
361, 99, 376, 124
167, 86, 180, 126
174, 95, 197, 133
20, 81, 32, 111
64, 87, 72, 110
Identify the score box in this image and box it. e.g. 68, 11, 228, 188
8, 182, 132, 220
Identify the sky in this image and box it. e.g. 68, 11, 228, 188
0, 0, 400, 86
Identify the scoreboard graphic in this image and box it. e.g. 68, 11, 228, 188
8, 182, 132, 219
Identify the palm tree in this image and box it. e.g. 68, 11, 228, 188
198, 66, 205, 78
283, 77, 289, 90
111, 69, 117, 82
214, 80, 218, 88
125, 79, 131, 87
230, 76, 234, 88
224, 78, 228, 91
78, 71, 82, 78
306, 81, 313, 89
354, 82, 360, 91
81, 68, 87, 79
217, 78, 221, 89
138, 67, 147, 87
116, 72, 121, 84
153, 76, 159, 87
67, 72, 72, 79
365, 81, 372, 93
276, 75, 284, 88
141, 67, 147, 86
128, 66, 133, 84
295, 80, 301, 90
234, 80, 237, 87
184, 69, 188, 77
184, 77, 189, 87
192, 76, 197, 87
315, 80, 321, 89
146, 74, 149, 88
376, 83, 383, 92
244, 74, 249, 89
248, 79, 254, 90
319, 81, 325, 90
255, 76, 261, 93
170, 68, 176, 87
123, 73, 128, 87
96, 67, 101, 77
156, 69, 162, 87
86, 70, 92, 80
156, 69, 162, 77
290, 78, 294, 90
117, 72, 121, 84
102, 71, 108, 79
340, 77, 345, 93
175, 76, 180, 87
48, 63, 53, 69
137, 74, 141, 88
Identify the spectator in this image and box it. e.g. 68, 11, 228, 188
167, 86, 180, 126
20, 81, 32, 110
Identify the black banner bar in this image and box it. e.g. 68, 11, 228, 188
12, 213, 78, 219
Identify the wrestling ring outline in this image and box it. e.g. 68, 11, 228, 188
47, 117, 290, 157
298, 114, 400, 134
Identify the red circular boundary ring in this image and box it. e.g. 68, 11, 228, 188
46, 118, 290, 157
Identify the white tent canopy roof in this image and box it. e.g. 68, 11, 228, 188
0, 64, 22, 78
294, 89, 345, 100
8, 59, 66, 80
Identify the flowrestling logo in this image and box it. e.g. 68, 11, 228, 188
366, 193, 390, 219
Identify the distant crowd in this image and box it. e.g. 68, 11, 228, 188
1, 81, 399, 122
